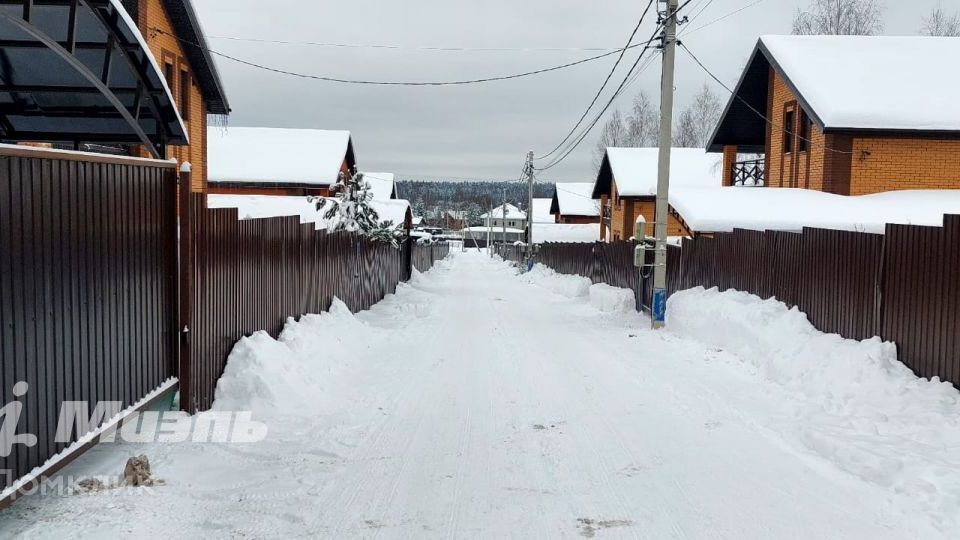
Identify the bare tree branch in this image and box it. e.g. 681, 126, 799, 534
921, 4, 960, 36
792, 0, 884, 36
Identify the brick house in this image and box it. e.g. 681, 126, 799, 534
709, 35, 960, 195
207, 127, 356, 197
550, 183, 601, 224
592, 148, 721, 241
122, 0, 231, 192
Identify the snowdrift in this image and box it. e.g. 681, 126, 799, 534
517, 263, 591, 299
213, 299, 366, 416
668, 287, 960, 527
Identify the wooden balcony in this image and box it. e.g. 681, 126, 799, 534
732, 158, 765, 187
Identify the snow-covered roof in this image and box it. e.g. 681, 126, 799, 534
464, 226, 526, 234
595, 148, 721, 198
481, 203, 526, 220
363, 172, 397, 200
533, 224, 600, 244
208, 127, 354, 186
532, 198, 555, 223
759, 35, 960, 132
207, 194, 332, 229
552, 183, 600, 216
670, 188, 960, 235
370, 198, 412, 229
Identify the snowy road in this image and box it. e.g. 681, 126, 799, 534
2, 251, 952, 538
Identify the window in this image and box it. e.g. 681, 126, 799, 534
798, 110, 810, 152
163, 62, 174, 89
783, 109, 795, 153
179, 69, 190, 121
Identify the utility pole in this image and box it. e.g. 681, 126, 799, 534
487, 202, 493, 257
525, 150, 535, 268
652, 0, 679, 330
502, 188, 507, 254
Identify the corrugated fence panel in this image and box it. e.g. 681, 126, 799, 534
0, 155, 177, 490
185, 193, 447, 413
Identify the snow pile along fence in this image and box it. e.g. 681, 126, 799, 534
676, 219, 960, 386
180, 190, 448, 413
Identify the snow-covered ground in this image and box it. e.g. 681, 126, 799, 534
3, 251, 959, 538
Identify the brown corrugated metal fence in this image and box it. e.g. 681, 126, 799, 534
513, 217, 960, 387
182, 193, 449, 413
0, 150, 178, 491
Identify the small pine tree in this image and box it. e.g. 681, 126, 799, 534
317, 170, 403, 248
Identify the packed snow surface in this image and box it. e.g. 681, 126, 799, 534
7, 252, 960, 538
604, 147, 721, 197
208, 127, 351, 186
760, 35, 960, 131
553, 182, 601, 217
671, 187, 960, 233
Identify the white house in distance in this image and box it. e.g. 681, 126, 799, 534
207, 127, 356, 197
482, 203, 527, 230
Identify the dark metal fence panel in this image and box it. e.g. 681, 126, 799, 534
798, 228, 883, 341
0, 154, 177, 490
881, 223, 959, 383
185, 195, 444, 412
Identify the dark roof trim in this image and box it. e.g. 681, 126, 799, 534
550, 190, 560, 214
160, 0, 230, 115
591, 152, 613, 199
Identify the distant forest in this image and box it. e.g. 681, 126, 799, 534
396, 180, 556, 225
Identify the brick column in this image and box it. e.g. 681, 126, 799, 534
722, 145, 738, 186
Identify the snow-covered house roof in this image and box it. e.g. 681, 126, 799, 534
533, 224, 600, 244
551, 183, 601, 217
670, 188, 960, 235
363, 172, 397, 200
208, 127, 356, 187
206, 194, 413, 231
709, 35, 960, 152
481, 203, 526, 220
593, 148, 721, 198
532, 198, 555, 223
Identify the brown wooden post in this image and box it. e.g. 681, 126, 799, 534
177, 162, 194, 412
722, 145, 738, 186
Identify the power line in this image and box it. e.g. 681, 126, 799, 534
151, 27, 638, 87
207, 35, 621, 53
534, 0, 657, 161
682, 0, 769, 36
533, 0, 697, 172
679, 42, 852, 154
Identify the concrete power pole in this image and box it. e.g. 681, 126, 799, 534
502, 189, 507, 253
652, 0, 679, 330
525, 150, 535, 267
487, 202, 493, 257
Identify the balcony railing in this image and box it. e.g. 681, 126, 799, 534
733, 158, 765, 187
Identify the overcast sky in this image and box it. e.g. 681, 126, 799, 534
193, 0, 947, 182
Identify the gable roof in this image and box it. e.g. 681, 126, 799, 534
208, 127, 355, 186
157, 0, 230, 115
709, 35, 960, 152
481, 203, 526, 220
551, 183, 600, 217
363, 172, 397, 200
593, 148, 721, 198
532, 198, 555, 223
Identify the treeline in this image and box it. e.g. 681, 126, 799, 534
397, 180, 555, 224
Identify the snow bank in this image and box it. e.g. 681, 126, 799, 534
213, 299, 365, 416
517, 263, 591, 299
668, 287, 960, 524
588, 283, 635, 313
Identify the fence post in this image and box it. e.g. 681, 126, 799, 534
177, 162, 194, 412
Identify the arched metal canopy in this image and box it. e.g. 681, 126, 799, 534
0, 0, 188, 158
